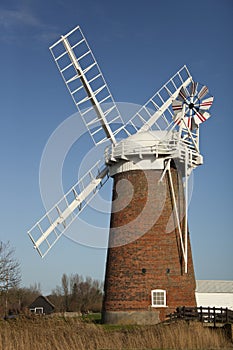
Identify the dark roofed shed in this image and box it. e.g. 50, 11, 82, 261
29, 295, 55, 315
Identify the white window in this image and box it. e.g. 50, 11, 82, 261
151, 289, 166, 307
30, 307, 44, 314
35, 307, 43, 314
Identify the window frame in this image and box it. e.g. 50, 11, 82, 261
30, 307, 44, 314
35, 307, 44, 314
151, 289, 167, 307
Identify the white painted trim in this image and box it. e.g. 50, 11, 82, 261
151, 289, 167, 308
109, 157, 165, 176
30, 307, 44, 314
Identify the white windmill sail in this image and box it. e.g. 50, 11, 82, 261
49, 26, 127, 145
28, 161, 109, 257
123, 65, 192, 134
28, 25, 214, 269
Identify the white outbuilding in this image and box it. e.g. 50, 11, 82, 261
196, 280, 233, 310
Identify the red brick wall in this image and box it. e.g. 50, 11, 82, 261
103, 167, 196, 321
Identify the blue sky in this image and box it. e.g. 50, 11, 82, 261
0, 0, 232, 294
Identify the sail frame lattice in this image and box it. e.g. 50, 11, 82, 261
123, 66, 192, 135
28, 161, 109, 257
50, 26, 126, 145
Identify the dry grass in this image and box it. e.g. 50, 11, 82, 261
0, 316, 232, 350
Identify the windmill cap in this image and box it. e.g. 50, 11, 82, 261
123, 130, 178, 147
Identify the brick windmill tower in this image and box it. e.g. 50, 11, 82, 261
27, 26, 214, 324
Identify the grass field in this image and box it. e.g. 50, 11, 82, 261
0, 315, 232, 350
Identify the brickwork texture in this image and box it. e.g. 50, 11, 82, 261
102, 166, 196, 324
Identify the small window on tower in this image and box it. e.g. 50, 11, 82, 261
151, 289, 166, 307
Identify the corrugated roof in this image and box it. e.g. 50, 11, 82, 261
196, 280, 233, 293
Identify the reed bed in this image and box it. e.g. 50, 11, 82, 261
0, 316, 232, 350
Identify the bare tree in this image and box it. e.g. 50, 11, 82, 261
50, 273, 103, 313
0, 241, 21, 292
79, 277, 103, 313
0, 241, 21, 316
18, 283, 41, 310
61, 273, 69, 311
70, 273, 80, 311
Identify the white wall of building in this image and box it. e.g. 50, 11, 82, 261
196, 292, 233, 310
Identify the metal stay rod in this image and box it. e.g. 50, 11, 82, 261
184, 148, 188, 273
167, 164, 187, 269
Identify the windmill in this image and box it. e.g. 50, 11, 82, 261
28, 26, 213, 324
